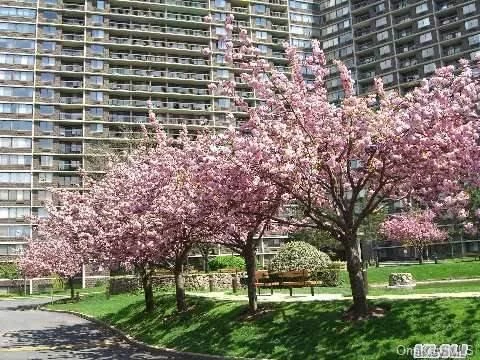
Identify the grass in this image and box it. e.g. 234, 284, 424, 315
365, 260, 480, 284
48, 292, 480, 360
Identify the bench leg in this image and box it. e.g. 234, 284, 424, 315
270, 287, 274, 296
258, 287, 261, 296
311, 287, 314, 296
289, 288, 293, 297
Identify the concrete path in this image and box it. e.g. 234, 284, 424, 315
370, 277, 480, 288
188, 290, 480, 303
0, 298, 221, 359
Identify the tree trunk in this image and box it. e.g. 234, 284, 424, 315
139, 266, 155, 313
68, 277, 74, 299
344, 236, 369, 318
174, 255, 187, 312
418, 247, 424, 265
243, 240, 258, 314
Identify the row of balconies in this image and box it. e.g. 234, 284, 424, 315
109, 68, 210, 80
105, 22, 210, 38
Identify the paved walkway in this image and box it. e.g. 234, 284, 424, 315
370, 277, 480, 288
188, 290, 480, 303
0, 298, 222, 359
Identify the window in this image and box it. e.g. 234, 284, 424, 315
90, 91, 103, 102
91, 60, 103, 70
465, 19, 479, 30
12, 138, 31, 148
41, 57, 55, 67
215, 54, 225, 64
0, 207, 30, 218
40, 88, 54, 98
377, 31, 389, 41
216, 69, 229, 79
255, 18, 267, 27
0, 7, 36, 19
416, 3, 428, 14
0, 38, 35, 50
215, 98, 230, 109
38, 190, 52, 201
89, 75, 103, 86
375, 3, 385, 13
215, 27, 226, 36
0, 54, 34, 66
323, 37, 339, 49
39, 105, 54, 115
42, 41, 55, 52
463, 3, 476, 15
90, 45, 104, 55
380, 59, 392, 70
94, 0, 105, 9
256, 31, 268, 40
216, 39, 226, 49
43, 11, 58, 20
40, 155, 53, 166
214, 0, 225, 8
379, 45, 390, 56
38, 173, 53, 183
89, 107, 103, 118
468, 34, 480, 45
91, 14, 103, 24
255, 4, 266, 13
38, 139, 53, 150
422, 47, 435, 58
424, 63, 436, 74
92, 29, 104, 39
90, 123, 103, 133
0, 104, 32, 114
40, 72, 55, 83
419, 32, 432, 43
39, 121, 54, 133
0, 87, 32, 98
417, 17, 430, 29
257, 44, 268, 54
376, 17, 387, 28
42, 26, 57, 35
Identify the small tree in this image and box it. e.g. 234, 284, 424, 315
379, 210, 447, 264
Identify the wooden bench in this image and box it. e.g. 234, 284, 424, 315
256, 270, 321, 296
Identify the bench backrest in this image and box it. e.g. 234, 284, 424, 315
255, 270, 269, 281
270, 270, 310, 280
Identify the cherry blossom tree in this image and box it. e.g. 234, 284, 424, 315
194, 131, 285, 313
19, 225, 82, 299
379, 210, 447, 264
207, 14, 480, 317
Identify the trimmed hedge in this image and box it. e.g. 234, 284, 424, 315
316, 268, 342, 287
208, 256, 246, 271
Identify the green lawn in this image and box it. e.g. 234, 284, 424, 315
365, 260, 480, 284
49, 293, 480, 360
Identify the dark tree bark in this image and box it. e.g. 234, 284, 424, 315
174, 253, 187, 312
68, 277, 75, 299
344, 235, 369, 318
418, 247, 424, 264
243, 237, 258, 314
138, 265, 155, 313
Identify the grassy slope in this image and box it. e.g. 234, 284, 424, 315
365, 260, 480, 284
49, 293, 480, 360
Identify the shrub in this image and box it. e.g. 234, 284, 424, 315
316, 268, 342, 287
208, 256, 245, 271
269, 241, 331, 274
0, 263, 19, 279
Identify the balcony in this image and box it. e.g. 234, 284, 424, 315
62, 49, 83, 56
58, 112, 82, 120
358, 56, 375, 65
61, 80, 82, 88
444, 47, 461, 56
63, 18, 84, 26
231, 6, 248, 14
59, 96, 83, 104
402, 74, 420, 82
442, 31, 462, 41
270, 11, 287, 18
400, 59, 417, 67
440, 15, 459, 26
63, 3, 84, 10
355, 13, 370, 24
62, 34, 84, 41
60, 64, 83, 72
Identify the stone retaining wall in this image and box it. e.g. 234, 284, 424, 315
109, 272, 246, 295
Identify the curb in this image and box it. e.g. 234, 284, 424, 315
41, 307, 267, 360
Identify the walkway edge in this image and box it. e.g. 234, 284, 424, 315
40, 307, 267, 360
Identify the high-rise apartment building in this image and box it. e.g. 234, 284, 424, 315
0, 0, 478, 262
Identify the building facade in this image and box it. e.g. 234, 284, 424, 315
0, 0, 478, 260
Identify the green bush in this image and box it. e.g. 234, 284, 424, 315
0, 263, 19, 279
208, 256, 245, 271
269, 241, 331, 274
316, 268, 342, 287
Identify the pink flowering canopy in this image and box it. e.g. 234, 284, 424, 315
379, 210, 447, 250
208, 15, 480, 316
